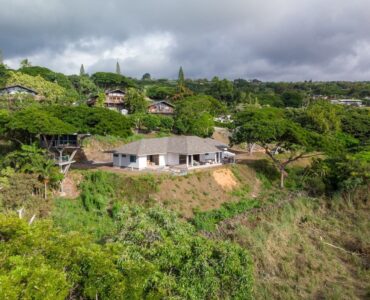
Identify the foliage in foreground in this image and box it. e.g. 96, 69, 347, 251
1, 204, 254, 299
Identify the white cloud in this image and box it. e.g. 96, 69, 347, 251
5, 32, 176, 76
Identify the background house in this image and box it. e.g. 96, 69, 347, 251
104, 89, 126, 111
87, 89, 127, 113
330, 99, 363, 107
0, 85, 40, 99
148, 100, 175, 115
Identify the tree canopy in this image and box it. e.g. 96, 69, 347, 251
6, 71, 72, 103
125, 88, 147, 114
91, 72, 135, 89
232, 107, 324, 187
173, 95, 226, 137
44, 106, 132, 137
1, 107, 75, 144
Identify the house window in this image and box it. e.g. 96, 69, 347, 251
113, 154, 119, 157
122, 154, 126, 157
130, 155, 137, 163
179, 155, 187, 164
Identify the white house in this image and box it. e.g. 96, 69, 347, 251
113, 136, 235, 170
330, 99, 363, 107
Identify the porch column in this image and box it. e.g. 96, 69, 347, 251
191, 155, 194, 166
186, 155, 189, 168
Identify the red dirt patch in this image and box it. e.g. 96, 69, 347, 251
212, 168, 238, 190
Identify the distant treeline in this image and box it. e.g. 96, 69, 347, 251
1, 63, 370, 108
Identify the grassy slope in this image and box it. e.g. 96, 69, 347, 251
213, 195, 369, 299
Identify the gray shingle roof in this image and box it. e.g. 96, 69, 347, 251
148, 100, 175, 108
114, 136, 227, 156
0, 85, 38, 95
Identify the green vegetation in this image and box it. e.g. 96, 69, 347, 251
91, 72, 136, 89
0, 61, 369, 299
146, 85, 175, 99
216, 196, 370, 299
193, 198, 260, 231
44, 105, 132, 137
6, 71, 74, 103
232, 107, 325, 187
174, 95, 225, 137
49, 171, 254, 299
125, 87, 147, 113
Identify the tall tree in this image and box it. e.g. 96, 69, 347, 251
142, 73, 151, 80
178, 66, 185, 86
174, 66, 193, 100
116, 61, 121, 75
0, 49, 3, 65
125, 88, 147, 114
20, 59, 31, 68
232, 108, 325, 188
80, 64, 85, 76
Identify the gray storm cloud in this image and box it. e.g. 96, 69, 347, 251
1, 0, 370, 80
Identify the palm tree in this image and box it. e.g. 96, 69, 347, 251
33, 158, 56, 199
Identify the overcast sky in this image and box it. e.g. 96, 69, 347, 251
1, 0, 370, 81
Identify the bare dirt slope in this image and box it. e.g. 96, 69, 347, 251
212, 127, 231, 145
61, 172, 83, 199
82, 138, 126, 162
153, 164, 258, 218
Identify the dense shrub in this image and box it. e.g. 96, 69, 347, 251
0, 215, 150, 299
146, 85, 176, 99
91, 72, 136, 89
306, 154, 369, 200
192, 198, 260, 231
44, 105, 132, 137
52, 204, 254, 299
112, 206, 254, 299
51, 171, 254, 299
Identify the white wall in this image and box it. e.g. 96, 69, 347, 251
166, 153, 179, 166
113, 154, 147, 169
137, 156, 147, 169
159, 155, 166, 166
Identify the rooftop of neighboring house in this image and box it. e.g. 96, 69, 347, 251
0, 85, 38, 95
105, 89, 126, 95
148, 100, 175, 108
331, 99, 362, 102
114, 136, 228, 156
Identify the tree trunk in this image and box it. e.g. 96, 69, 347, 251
44, 181, 48, 200
280, 169, 285, 189
248, 143, 255, 156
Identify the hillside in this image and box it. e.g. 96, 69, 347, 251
215, 196, 370, 299
54, 162, 369, 299
0, 62, 369, 298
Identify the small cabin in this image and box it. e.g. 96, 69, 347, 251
148, 100, 175, 115
41, 134, 80, 149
